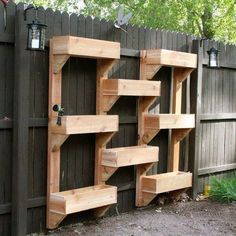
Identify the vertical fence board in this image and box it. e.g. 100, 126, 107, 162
12, 3, 31, 236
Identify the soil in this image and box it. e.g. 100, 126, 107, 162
48, 199, 236, 236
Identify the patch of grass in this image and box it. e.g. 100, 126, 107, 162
209, 173, 236, 203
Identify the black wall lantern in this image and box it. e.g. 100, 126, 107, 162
207, 47, 220, 68
24, 6, 47, 51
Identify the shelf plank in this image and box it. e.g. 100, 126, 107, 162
102, 145, 159, 167
49, 185, 117, 215
144, 114, 195, 130
142, 114, 195, 143
103, 79, 161, 96
51, 115, 118, 134
52, 36, 120, 59
142, 171, 192, 194
145, 49, 197, 68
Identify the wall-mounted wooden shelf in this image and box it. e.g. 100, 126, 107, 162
48, 36, 121, 229
49, 185, 117, 215
140, 49, 197, 80
142, 114, 195, 143
145, 49, 197, 68
48, 185, 117, 228
103, 79, 161, 96
142, 171, 192, 194
137, 48, 197, 207
52, 36, 120, 59
101, 79, 161, 112
102, 145, 159, 167
51, 115, 119, 135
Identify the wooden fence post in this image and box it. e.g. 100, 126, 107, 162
189, 39, 203, 198
12, 4, 30, 236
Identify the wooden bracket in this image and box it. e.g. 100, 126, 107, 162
140, 192, 157, 206
142, 128, 160, 144
51, 134, 69, 152
140, 50, 162, 80
140, 96, 158, 112
53, 55, 70, 74
136, 162, 155, 206
172, 128, 192, 143
174, 68, 194, 84
101, 166, 118, 182
94, 205, 112, 218
138, 163, 155, 176
102, 95, 120, 112
95, 132, 116, 185
97, 59, 118, 115
168, 128, 192, 172
96, 132, 116, 147
47, 211, 66, 229
97, 59, 117, 77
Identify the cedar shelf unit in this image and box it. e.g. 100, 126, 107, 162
137, 49, 197, 206
96, 46, 161, 185
47, 36, 120, 229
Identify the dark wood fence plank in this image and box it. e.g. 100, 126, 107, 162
12, 3, 31, 236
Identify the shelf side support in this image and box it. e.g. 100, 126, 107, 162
140, 50, 162, 80
47, 39, 64, 228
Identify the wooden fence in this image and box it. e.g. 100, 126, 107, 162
0, 2, 235, 235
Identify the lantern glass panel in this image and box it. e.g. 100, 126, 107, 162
31, 25, 40, 49
209, 53, 217, 67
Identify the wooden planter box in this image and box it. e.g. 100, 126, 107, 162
142, 171, 192, 194
102, 145, 159, 167
144, 114, 195, 130
52, 36, 120, 59
49, 185, 117, 215
51, 115, 119, 134
103, 79, 161, 96
145, 49, 197, 68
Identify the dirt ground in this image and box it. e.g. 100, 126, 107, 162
48, 199, 236, 236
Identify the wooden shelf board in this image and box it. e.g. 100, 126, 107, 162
144, 114, 195, 130
144, 49, 197, 68
49, 185, 117, 215
142, 171, 192, 194
102, 145, 159, 167
51, 115, 118, 134
52, 36, 120, 59
103, 79, 161, 97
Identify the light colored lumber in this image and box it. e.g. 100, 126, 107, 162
51, 134, 69, 152
144, 114, 195, 130
140, 50, 162, 80
53, 55, 70, 74
96, 59, 118, 113
52, 36, 120, 59
142, 172, 192, 194
102, 145, 159, 167
145, 49, 197, 68
142, 114, 194, 144
95, 132, 117, 184
51, 115, 118, 134
94, 206, 111, 218
136, 52, 161, 206
103, 79, 161, 96
168, 128, 192, 171
49, 185, 117, 215
102, 95, 120, 113
47, 212, 65, 229
47, 40, 62, 228
101, 166, 118, 182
